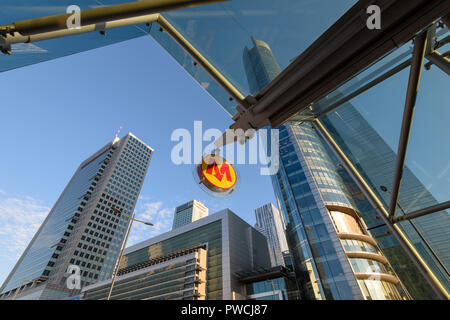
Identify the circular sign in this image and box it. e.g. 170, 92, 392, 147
197, 154, 237, 194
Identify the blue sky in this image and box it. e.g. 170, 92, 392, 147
0, 35, 278, 285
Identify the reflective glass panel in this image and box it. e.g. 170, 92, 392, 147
319, 63, 409, 209
0, 1, 147, 73
158, 0, 357, 113
398, 60, 450, 211
318, 29, 450, 294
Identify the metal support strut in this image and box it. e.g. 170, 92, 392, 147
388, 32, 427, 220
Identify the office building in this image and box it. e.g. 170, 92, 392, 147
0, 133, 153, 300
172, 200, 208, 230
82, 209, 272, 300
244, 38, 408, 300
254, 203, 289, 267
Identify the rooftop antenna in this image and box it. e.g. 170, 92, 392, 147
114, 125, 123, 140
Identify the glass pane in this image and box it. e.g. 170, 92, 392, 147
318, 61, 409, 209
148, 21, 237, 115
158, 0, 357, 104
395, 57, 450, 284
398, 40, 450, 212
0, 0, 148, 74
302, 41, 413, 119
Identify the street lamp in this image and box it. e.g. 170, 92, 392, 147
106, 206, 153, 300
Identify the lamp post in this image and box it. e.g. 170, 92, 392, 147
106, 206, 153, 300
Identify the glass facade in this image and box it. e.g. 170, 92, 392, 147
0, 133, 153, 299
243, 37, 405, 300
1, 149, 109, 293
155, 0, 356, 114
121, 220, 223, 299
272, 124, 407, 300
1, 0, 448, 301
246, 277, 298, 300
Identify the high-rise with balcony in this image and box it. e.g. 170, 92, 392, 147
172, 200, 209, 230
254, 203, 289, 267
0, 133, 153, 300
243, 38, 409, 300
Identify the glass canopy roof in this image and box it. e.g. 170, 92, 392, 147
0, 0, 357, 115
0, 1, 147, 75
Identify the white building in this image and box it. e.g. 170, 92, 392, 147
254, 203, 289, 267
172, 200, 208, 229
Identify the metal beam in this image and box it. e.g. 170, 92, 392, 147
314, 119, 449, 300
388, 32, 427, 219
393, 201, 450, 223
0, 0, 226, 36
0, 14, 159, 54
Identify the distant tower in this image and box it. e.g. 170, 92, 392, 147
0, 133, 153, 300
172, 200, 209, 229
254, 203, 289, 267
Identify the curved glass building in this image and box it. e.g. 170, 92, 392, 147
243, 38, 406, 300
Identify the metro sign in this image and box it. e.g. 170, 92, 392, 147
197, 154, 237, 194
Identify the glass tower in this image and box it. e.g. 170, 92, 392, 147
254, 203, 289, 267
243, 38, 406, 300
0, 133, 153, 300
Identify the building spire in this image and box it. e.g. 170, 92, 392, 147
114, 125, 123, 141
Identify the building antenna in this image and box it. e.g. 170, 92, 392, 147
114, 125, 123, 140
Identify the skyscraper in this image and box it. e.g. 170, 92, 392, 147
254, 203, 289, 267
0, 133, 153, 300
243, 38, 408, 300
172, 200, 208, 230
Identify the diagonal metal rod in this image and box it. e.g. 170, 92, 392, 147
393, 201, 450, 223
388, 32, 428, 219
